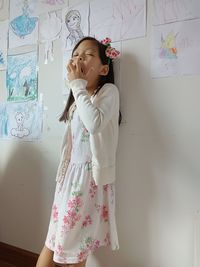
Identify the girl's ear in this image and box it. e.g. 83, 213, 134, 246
99, 65, 109, 76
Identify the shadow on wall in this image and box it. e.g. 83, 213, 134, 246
0, 142, 48, 252
91, 52, 171, 267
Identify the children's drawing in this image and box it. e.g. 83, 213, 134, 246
39, 11, 62, 64
7, 51, 38, 102
151, 19, 200, 78
159, 32, 178, 59
62, 2, 89, 50
4, 101, 43, 141
9, 0, 38, 49
90, 0, 146, 42
153, 0, 200, 25
0, 20, 8, 71
43, 0, 64, 5
0, 104, 8, 138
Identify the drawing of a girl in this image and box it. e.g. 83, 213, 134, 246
65, 9, 84, 49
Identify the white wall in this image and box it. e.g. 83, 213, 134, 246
1, 1, 200, 267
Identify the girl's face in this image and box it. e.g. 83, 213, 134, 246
66, 14, 80, 30
71, 40, 109, 90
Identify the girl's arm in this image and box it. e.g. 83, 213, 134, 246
70, 79, 119, 134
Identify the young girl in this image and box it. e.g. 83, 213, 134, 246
36, 36, 120, 267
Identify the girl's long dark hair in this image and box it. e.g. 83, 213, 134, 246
59, 36, 121, 124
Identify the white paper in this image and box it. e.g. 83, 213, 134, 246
38, 0, 68, 14
153, 0, 200, 25
9, 0, 39, 49
0, 101, 43, 141
90, 0, 146, 42
0, 0, 9, 19
62, 2, 89, 51
151, 19, 200, 78
0, 20, 8, 71
39, 11, 62, 64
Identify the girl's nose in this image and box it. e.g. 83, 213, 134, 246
79, 56, 83, 61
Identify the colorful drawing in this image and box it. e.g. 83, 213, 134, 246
7, 51, 38, 102
0, 101, 43, 141
159, 32, 178, 59
0, 20, 8, 70
9, 0, 38, 48
10, 0, 38, 38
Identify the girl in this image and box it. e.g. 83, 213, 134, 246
36, 36, 120, 267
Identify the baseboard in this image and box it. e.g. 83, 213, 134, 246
0, 242, 60, 267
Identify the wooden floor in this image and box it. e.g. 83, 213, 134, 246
0, 260, 17, 267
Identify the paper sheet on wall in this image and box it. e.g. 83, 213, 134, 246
0, 101, 43, 141
0, 20, 8, 71
153, 0, 200, 25
90, 0, 146, 42
151, 19, 200, 78
7, 51, 38, 102
9, 0, 39, 49
38, 0, 68, 14
0, 0, 9, 20
62, 2, 89, 51
39, 11, 62, 64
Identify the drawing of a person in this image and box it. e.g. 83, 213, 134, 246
11, 112, 30, 138
65, 10, 84, 49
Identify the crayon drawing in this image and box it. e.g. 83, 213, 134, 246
0, 104, 8, 138
38, 0, 68, 13
151, 19, 200, 77
7, 51, 38, 102
9, 0, 38, 48
153, 0, 200, 25
90, 0, 146, 42
0, 20, 8, 71
2, 101, 43, 141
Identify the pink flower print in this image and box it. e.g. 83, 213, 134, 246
52, 204, 58, 222
103, 184, 109, 192
101, 37, 112, 45
55, 243, 65, 257
77, 249, 88, 262
82, 215, 92, 228
67, 196, 83, 211
77, 237, 100, 261
89, 180, 97, 198
95, 204, 109, 222
101, 205, 109, 221
104, 233, 111, 246
81, 127, 89, 142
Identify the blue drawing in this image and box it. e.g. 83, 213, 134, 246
10, 0, 38, 38
0, 104, 8, 138
0, 50, 4, 65
6, 51, 38, 102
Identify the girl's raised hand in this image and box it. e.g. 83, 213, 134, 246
67, 59, 93, 82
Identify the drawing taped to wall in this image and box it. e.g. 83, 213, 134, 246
62, 2, 89, 50
0, 20, 8, 71
0, 101, 43, 141
7, 51, 38, 102
39, 11, 62, 64
153, 0, 200, 25
90, 0, 146, 42
9, 0, 38, 49
38, 0, 68, 14
151, 19, 200, 78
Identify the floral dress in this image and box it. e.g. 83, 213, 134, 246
45, 103, 119, 264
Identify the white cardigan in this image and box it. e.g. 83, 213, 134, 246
56, 79, 119, 186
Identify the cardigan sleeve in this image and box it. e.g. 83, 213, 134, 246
69, 79, 119, 134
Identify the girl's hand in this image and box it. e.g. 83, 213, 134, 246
67, 59, 83, 82
67, 59, 93, 82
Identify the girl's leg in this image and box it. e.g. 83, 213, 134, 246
36, 246, 55, 267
